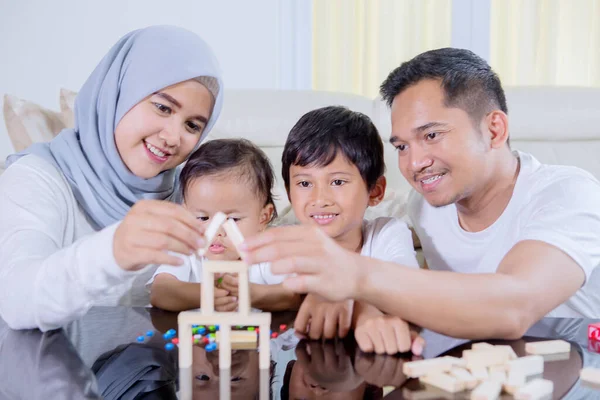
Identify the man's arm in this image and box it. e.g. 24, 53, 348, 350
357, 240, 584, 339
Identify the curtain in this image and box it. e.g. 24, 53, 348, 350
491, 0, 600, 86
312, 0, 452, 98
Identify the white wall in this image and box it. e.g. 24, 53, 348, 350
0, 0, 307, 161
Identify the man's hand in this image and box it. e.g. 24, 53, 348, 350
241, 225, 363, 301
355, 314, 425, 355
295, 294, 354, 339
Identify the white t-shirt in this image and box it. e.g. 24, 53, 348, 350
0, 155, 152, 331
360, 217, 419, 267
148, 256, 285, 286
408, 151, 600, 317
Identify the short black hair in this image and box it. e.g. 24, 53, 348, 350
180, 138, 277, 221
281, 106, 385, 191
380, 48, 508, 139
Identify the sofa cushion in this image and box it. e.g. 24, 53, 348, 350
3, 94, 65, 152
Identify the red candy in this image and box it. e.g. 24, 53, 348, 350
171, 338, 179, 345
271, 332, 278, 338
256, 328, 260, 334
589, 339, 600, 354
202, 337, 210, 345
589, 322, 600, 341
279, 324, 287, 331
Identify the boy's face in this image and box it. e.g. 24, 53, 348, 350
288, 153, 384, 251
184, 175, 273, 261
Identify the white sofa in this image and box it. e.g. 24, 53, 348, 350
207, 87, 600, 216
3, 87, 600, 219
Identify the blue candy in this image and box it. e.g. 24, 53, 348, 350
205, 343, 217, 352
136, 335, 145, 342
198, 327, 206, 334
167, 329, 176, 335
165, 343, 175, 351
146, 330, 154, 337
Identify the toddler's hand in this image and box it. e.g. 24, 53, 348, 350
294, 294, 354, 339
219, 273, 239, 297
213, 286, 237, 312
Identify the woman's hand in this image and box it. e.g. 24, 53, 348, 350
114, 200, 204, 271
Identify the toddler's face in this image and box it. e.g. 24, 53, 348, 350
184, 175, 273, 261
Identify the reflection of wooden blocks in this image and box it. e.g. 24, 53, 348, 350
470, 380, 502, 400
514, 379, 553, 400
525, 340, 570, 355
216, 330, 257, 350
403, 357, 465, 378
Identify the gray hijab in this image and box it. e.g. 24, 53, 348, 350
6, 25, 224, 230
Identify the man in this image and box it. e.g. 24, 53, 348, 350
241, 48, 600, 339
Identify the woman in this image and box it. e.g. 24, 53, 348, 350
0, 25, 223, 331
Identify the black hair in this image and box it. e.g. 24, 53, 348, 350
380, 47, 508, 143
281, 106, 385, 191
180, 138, 278, 221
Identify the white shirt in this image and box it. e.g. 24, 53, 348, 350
0, 155, 153, 331
408, 151, 600, 317
360, 217, 419, 267
149, 256, 284, 286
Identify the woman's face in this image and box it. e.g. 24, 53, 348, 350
115, 79, 214, 178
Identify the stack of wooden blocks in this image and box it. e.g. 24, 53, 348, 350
402, 339, 600, 399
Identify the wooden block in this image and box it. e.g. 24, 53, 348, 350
449, 367, 478, 390
488, 365, 507, 384
403, 357, 465, 378
471, 342, 495, 351
468, 365, 489, 381
462, 348, 510, 369
216, 330, 257, 349
503, 370, 527, 394
514, 379, 553, 400
525, 339, 570, 355
507, 355, 544, 377
580, 367, 600, 386
420, 372, 465, 393
470, 380, 502, 400
223, 219, 245, 253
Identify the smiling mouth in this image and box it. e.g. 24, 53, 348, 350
419, 173, 445, 184
310, 213, 339, 225
144, 140, 171, 158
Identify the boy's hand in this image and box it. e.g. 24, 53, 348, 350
355, 314, 425, 355
219, 273, 239, 296
294, 294, 354, 339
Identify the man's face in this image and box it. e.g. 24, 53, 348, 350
389, 79, 489, 207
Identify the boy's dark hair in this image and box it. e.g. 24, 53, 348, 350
380, 48, 509, 144
180, 138, 278, 221
281, 106, 385, 191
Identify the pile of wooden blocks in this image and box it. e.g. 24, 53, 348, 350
402, 339, 600, 399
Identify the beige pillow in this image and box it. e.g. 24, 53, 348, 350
3, 94, 65, 152
60, 88, 77, 128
